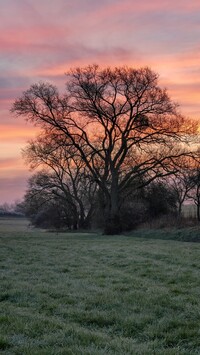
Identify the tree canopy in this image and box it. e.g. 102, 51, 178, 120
12, 65, 199, 234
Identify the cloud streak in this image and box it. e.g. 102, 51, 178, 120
1, 0, 200, 203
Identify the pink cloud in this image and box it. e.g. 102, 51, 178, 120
0, 0, 200, 204
0, 157, 29, 205
0, 157, 24, 171
0, 175, 29, 204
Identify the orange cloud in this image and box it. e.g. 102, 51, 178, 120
0, 124, 39, 143
1, 0, 200, 204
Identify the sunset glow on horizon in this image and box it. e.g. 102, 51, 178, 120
1, 0, 200, 204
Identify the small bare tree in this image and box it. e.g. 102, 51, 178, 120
167, 156, 197, 216
187, 167, 200, 221
23, 133, 97, 229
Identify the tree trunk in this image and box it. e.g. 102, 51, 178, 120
103, 171, 121, 235
104, 213, 121, 235
177, 202, 182, 217
197, 203, 200, 222
196, 187, 200, 222
72, 221, 78, 230
82, 206, 94, 229
72, 207, 78, 230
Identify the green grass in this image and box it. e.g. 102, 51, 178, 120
129, 226, 200, 242
0, 217, 30, 232
0, 220, 200, 354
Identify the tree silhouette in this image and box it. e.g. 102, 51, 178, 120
12, 65, 198, 234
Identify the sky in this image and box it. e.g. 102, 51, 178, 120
1, 0, 200, 204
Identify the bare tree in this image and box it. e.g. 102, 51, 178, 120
12, 65, 198, 234
165, 156, 197, 216
22, 172, 75, 229
23, 133, 97, 229
186, 166, 200, 221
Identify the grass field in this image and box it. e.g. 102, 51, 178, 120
0, 219, 200, 354
0, 217, 30, 232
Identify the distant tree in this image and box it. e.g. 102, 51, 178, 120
0, 203, 24, 217
187, 168, 200, 221
0, 203, 12, 214
168, 156, 197, 216
119, 194, 147, 230
144, 181, 178, 218
23, 133, 97, 229
22, 172, 76, 229
12, 65, 198, 234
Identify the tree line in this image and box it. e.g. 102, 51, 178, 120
12, 65, 200, 234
